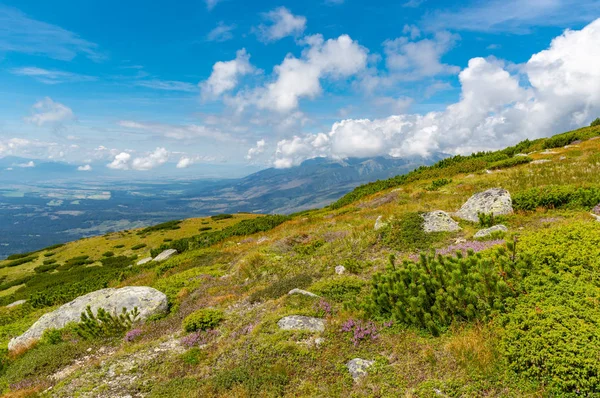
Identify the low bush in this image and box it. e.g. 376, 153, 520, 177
513, 185, 600, 211
182, 308, 224, 332
3, 256, 37, 268
488, 156, 532, 170
43, 252, 56, 257
477, 212, 505, 228
102, 251, 114, 257
75, 306, 140, 339
592, 117, 600, 127
34, 263, 60, 273
113, 244, 125, 249
310, 276, 366, 303
425, 178, 452, 191
6, 252, 35, 261
139, 220, 182, 234
249, 274, 313, 303
131, 243, 147, 250
199, 226, 212, 231
56, 255, 92, 271
42, 259, 57, 265
211, 214, 233, 221
381, 212, 444, 252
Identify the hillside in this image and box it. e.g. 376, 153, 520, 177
0, 124, 600, 396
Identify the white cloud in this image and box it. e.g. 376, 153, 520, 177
136, 79, 197, 92
325, 0, 345, 4
424, 0, 600, 33
0, 5, 104, 61
205, 0, 224, 10
200, 49, 254, 99
117, 120, 237, 142
25, 97, 75, 126
270, 19, 600, 167
176, 157, 193, 168
10, 67, 96, 84
107, 148, 170, 171
246, 139, 266, 160
206, 22, 235, 42
255, 7, 306, 42
235, 34, 368, 113
15, 160, 35, 168
77, 164, 92, 171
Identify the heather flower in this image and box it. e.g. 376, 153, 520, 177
181, 329, 218, 348
341, 318, 379, 346
124, 328, 142, 342
593, 203, 600, 215
314, 299, 332, 317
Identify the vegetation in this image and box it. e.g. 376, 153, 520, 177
211, 214, 234, 221
381, 212, 445, 252
425, 178, 452, 191
182, 309, 224, 332
513, 184, 600, 211
139, 220, 182, 234
249, 274, 313, 303
75, 306, 140, 339
592, 117, 600, 127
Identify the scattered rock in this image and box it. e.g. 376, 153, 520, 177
335, 265, 346, 275
454, 238, 467, 244
288, 289, 319, 298
136, 257, 152, 266
485, 170, 493, 174
374, 216, 387, 231
531, 159, 551, 165
514, 153, 528, 157
591, 213, 600, 222
589, 136, 600, 141
563, 144, 580, 149
464, 174, 475, 179
474, 224, 508, 238
6, 299, 27, 308
9, 286, 168, 351
422, 210, 461, 232
153, 249, 177, 262
346, 358, 375, 381
456, 188, 513, 223
277, 315, 325, 332
571, 140, 583, 145
540, 150, 557, 155
559, 156, 566, 160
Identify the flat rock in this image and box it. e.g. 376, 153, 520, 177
277, 315, 325, 332
346, 358, 375, 381
474, 224, 508, 238
153, 249, 177, 262
422, 210, 461, 232
136, 257, 152, 266
8, 286, 168, 351
374, 216, 386, 231
6, 299, 27, 308
288, 289, 319, 298
456, 188, 513, 223
335, 265, 346, 275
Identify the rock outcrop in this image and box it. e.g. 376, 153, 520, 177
288, 289, 319, 298
153, 249, 177, 262
422, 211, 461, 232
136, 257, 152, 266
346, 358, 374, 381
277, 315, 325, 332
8, 286, 168, 351
474, 224, 508, 238
456, 188, 513, 222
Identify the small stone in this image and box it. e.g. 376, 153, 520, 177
136, 257, 152, 266
485, 170, 493, 174
277, 315, 325, 332
374, 216, 386, 231
422, 210, 461, 232
454, 238, 467, 244
591, 213, 600, 222
288, 289, 319, 298
6, 299, 27, 308
335, 265, 346, 275
346, 358, 375, 381
256, 237, 269, 244
474, 224, 508, 239
540, 150, 557, 155
314, 337, 325, 347
559, 156, 566, 160
153, 249, 177, 262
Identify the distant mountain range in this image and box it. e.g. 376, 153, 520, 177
0, 155, 440, 257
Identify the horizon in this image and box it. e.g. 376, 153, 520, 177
1, 0, 600, 179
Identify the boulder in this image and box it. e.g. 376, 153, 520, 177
288, 289, 319, 298
335, 265, 346, 275
474, 224, 508, 239
8, 286, 168, 351
456, 188, 513, 223
277, 315, 325, 332
153, 249, 177, 262
136, 257, 152, 266
6, 300, 26, 308
374, 216, 386, 231
422, 211, 461, 232
346, 358, 374, 381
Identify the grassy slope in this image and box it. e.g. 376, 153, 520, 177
1, 129, 600, 396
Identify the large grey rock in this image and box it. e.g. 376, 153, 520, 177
288, 289, 319, 298
474, 224, 508, 239
8, 286, 167, 351
153, 249, 177, 262
422, 211, 461, 232
277, 315, 325, 332
346, 358, 375, 381
456, 188, 513, 222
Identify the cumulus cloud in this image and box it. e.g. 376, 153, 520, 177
246, 139, 266, 160
233, 34, 368, 113
200, 49, 254, 99
77, 164, 92, 171
107, 148, 170, 171
25, 97, 75, 126
255, 7, 306, 42
206, 22, 235, 42
176, 157, 193, 168
270, 18, 600, 167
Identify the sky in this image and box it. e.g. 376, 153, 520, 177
1, 0, 600, 177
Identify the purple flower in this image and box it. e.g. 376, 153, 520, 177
124, 328, 142, 342
314, 299, 332, 317
341, 319, 379, 346
181, 329, 218, 348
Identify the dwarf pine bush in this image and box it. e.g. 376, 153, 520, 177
75, 306, 140, 339
364, 246, 530, 335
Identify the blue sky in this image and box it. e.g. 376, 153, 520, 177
1, 0, 600, 176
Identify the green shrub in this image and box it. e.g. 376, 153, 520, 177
113, 244, 125, 249
182, 308, 224, 332
425, 178, 452, 191
102, 251, 114, 257
3, 255, 37, 268
131, 243, 147, 250
211, 214, 233, 221
340, 258, 371, 274
163, 238, 173, 242
381, 212, 443, 252
364, 247, 530, 335
249, 274, 313, 303
34, 263, 60, 273
43, 259, 57, 265
477, 212, 504, 228
6, 252, 34, 261
42, 243, 65, 251
40, 328, 63, 345
310, 276, 366, 303
44, 252, 56, 257
592, 117, 600, 127
488, 156, 532, 170
57, 255, 92, 271
75, 306, 139, 339
199, 226, 213, 231
294, 239, 325, 256
212, 363, 289, 395
513, 185, 600, 211
139, 220, 182, 234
